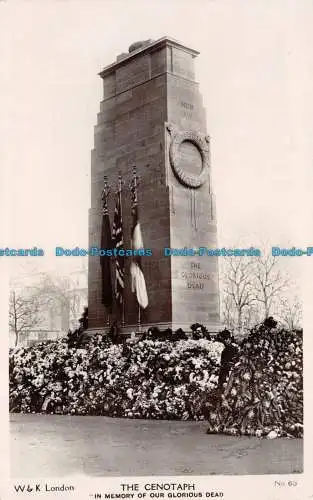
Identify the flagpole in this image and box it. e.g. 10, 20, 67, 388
101, 175, 113, 329
130, 166, 148, 330
131, 166, 138, 205
131, 166, 139, 333
118, 173, 125, 328
122, 295, 125, 327
138, 303, 141, 333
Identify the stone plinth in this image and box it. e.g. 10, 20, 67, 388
88, 37, 220, 332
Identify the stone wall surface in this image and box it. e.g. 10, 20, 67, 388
88, 38, 220, 331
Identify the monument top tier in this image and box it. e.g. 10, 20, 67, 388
99, 36, 200, 79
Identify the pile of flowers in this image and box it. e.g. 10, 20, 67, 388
206, 326, 303, 438
9, 336, 223, 420
9, 325, 303, 438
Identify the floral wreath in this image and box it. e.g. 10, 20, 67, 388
167, 123, 210, 188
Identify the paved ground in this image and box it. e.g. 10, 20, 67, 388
10, 414, 303, 477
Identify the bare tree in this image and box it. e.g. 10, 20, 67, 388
222, 294, 236, 330
221, 250, 291, 330
35, 273, 87, 331
9, 290, 42, 346
222, 257, 256, 331
253, 254, 289, 318
277, 296, 302, 330
237, 303, 262, 332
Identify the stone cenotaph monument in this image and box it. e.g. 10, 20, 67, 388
88, 37, 220, 332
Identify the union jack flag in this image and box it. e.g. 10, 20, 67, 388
112, 187, 124, 309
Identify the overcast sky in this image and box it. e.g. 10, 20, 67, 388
1, 0, 312, 287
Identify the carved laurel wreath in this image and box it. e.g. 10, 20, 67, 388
167, 123, 210, 188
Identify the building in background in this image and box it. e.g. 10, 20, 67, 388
9, 262, 88, 348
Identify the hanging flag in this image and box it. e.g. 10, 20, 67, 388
130, 169, 148, 309
100, 177, 113, 312
130, 261, 148, 309
112, 180, 125, 311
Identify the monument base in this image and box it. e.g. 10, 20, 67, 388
86, 321, 221, 337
